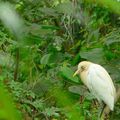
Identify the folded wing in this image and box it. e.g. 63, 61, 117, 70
87, 64, 116, 110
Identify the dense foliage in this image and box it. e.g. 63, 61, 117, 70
0, 0, 120, 120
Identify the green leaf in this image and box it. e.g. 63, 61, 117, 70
0, 84, 22, 120
71, 53, 81, 65
55, 1, 75, 15
0, 52, 13, 66
51, 87, 84, 120
104, 58, 120, 83
26, 24, 55, 36
85, 0, 120, 15
40, 53, 52, 65
44, 107, 60, 117
80, 48, 105, 64
60, 66, 79, 83
105, 39, 120, 46
104, 29, 120, 46
68, 85, 95, 100
39, 7, 58, 17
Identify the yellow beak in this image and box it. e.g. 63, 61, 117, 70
73, 70, 79, 77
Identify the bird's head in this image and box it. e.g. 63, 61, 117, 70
73, 61, 92, 77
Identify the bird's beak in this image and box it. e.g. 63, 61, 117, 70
73, 69, 80, 77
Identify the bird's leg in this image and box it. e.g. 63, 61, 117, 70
98, 103, 110, 120
79, 95, 84, 104
99, 103, 106, 117
97, 102, 105, 120
92, 99, 99, 108
100, 105, 110, 120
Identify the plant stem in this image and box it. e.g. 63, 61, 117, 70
14, 48, 20, 81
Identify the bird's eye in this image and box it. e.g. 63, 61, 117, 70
81, 66, 85, 71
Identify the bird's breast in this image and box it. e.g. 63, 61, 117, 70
80, 70, 89, 88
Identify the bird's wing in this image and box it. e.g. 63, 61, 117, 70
87, 64, 116, 110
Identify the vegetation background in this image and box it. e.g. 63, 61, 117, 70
0, 0, 120, 120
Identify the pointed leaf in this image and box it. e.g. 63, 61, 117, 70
60, 66, 79, 83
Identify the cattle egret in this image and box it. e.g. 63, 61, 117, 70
73, 61, 116, 111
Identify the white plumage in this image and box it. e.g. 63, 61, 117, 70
73, 61, 116, 111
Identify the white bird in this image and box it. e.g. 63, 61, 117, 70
73, 61, 116, 111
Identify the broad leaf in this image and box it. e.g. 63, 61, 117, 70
104, 58, 120, 83
60, 66, 79, 83
40, 53, 52, 65
69, 85, 95, 100
39, 7, 58, 17
80, 48, 105, 64
55, 1, 75, 15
